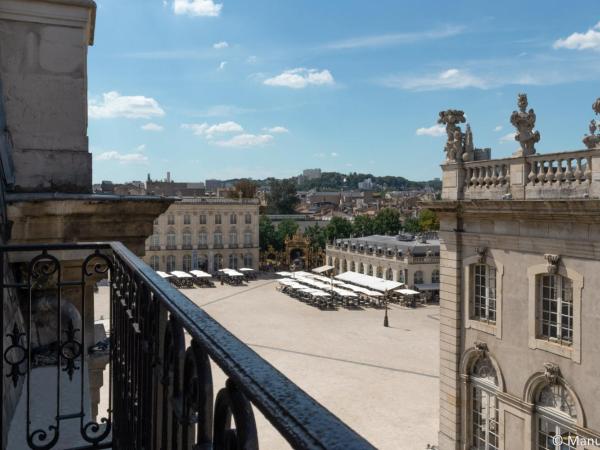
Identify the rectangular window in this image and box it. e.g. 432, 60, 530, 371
167, 214, 175, 225
537, 417, 577, 450
184, 214, 191, 225
230, 214, 237, 225
215, 214, 222, 225
472, 386, 499, 450
199, 214, 207, 225
473, 264, 497, 324
245, 214, 252, 224
539, 275, 573, 345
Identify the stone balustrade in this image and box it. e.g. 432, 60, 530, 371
442, 148, 600, 200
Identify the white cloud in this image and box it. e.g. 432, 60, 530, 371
554, 22, 600, 51
182, 121, 243, 138
197, 104, 254, 117
324, 25, 464, 50
384, 68, 488, 91
135, 144, 146, 152
499, 132, 516, 143
141, 122, 164, 132
494, 125, 503, 132
213, 41, 229, 49
218, 61, 227, 70
95, 151, 148, 164
264, 68, 335, 89
416, 124, 446, 137
331, 152, 339, 157
214, 134, 273, 148
173, 0, 222, 17
263, 126, 289, 134
89, 91, 165, 119
246, 55, 258, 64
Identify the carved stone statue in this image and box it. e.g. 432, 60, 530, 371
583, 98, 600, 149
438, 109, 466, 162
510, 93, 540, 156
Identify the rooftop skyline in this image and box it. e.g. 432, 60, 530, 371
90, 0, 600, 183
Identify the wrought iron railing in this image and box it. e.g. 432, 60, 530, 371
1, 242, 374, 449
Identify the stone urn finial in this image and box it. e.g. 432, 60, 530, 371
510, 93, 540, 157
583, 98, 600, 149
438, 109, 466, 163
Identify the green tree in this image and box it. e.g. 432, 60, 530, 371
304, 224, 326, 250
373, 208, 401, 235
352, 214, 375, 237
266, 179, 300, 214
324, 217, 353, 243
418, 209, 440, 231
259, 215, 277, 251
402, 217, 421, 234
275, 219, 299, 250
228, 179, 257, 199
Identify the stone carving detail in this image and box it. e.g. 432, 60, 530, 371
543, 362, 561, 385
438, 109, 466, 162
544, 254, 560, 274
475, 247, 487, 264
474, 341, 488, 358
510, 93, 540, 156
582, 98, 600, 149
462, 124, 474, 162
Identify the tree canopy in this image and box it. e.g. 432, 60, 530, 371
266, 179, 300, 214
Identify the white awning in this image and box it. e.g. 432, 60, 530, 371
398, 288, 420, 296
239, 268, 255, 272
171, 271, 193, 278
156, 271, 172, 278
312, 265, 334, 274
335, 271, 404, 292
190, 270, 212, 278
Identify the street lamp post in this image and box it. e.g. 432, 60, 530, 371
383, 289, 389, 327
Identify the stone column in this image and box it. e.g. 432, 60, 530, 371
438, 215, 463, 450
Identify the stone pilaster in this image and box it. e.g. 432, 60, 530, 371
441, 163, 465, 201
438, 217, 463, 450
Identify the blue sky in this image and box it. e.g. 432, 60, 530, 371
89, 0, 600, 183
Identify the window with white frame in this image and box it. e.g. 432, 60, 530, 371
536, 384, 578, 450
182, 254, 192, 272
472, 264, 497, 324
432, 269, 440, 283
229, 231, 238, 246
150, 256, 160, 270
198, 231, 208, 246
245, 213, 252, 224
214, 231, 223, 246
182, 229, 192, 248
167, 214, 175, 225
183, 214, 191, 225
166, 229, 176, 249
228, 253, 238, 269
414, 270, 424, 285
538, 274, 573, 345
213, 254, 223, 270
470, 357, 499, 450
244, 254, 253, 267
199, 214, 207, 225
166, 255, 176, 272
244, 230, 252, 246
151, 234, 160, 248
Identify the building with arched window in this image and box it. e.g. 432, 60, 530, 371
144, 197, 259, 272
325, 233, 440, 298
430, 120, 600, 449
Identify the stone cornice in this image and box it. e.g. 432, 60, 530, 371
0, 0, 96, 45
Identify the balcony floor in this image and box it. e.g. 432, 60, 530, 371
94, 279, 440, 449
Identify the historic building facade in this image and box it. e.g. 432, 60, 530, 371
429, 96, 600, 449
144, 197, 260, 272
325, 233, 440, 292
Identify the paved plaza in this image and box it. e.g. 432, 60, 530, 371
94, 277, 440, 449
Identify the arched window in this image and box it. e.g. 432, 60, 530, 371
350, 261, 356, 272
327, 256, 333, 266
376, 266, 383, 278
342, 260, 347, 272
367, 264, 373, 276
358, 262, 364, 274
213, 254, 223, 271
198, 255, 208, 271
229, 230, 238, 247
386, 268, 393, 280
536, 384, 578, 449
414, 270, 424, 285
198, 230, 208, 248
245, 213, 252, 224
182, 228, 192, 249
398, 270, 405, 283
538, 274, 573, 345
166, 229, 176, 250
182, 254, 192, 272
432, 269, 440, 283
213, 230, 223, 247
150, 233, 160, 249
334, 259, 340, 271
470, 357, 499, 450
244, 230, 252, 246
150, 255, 160, 270
244, 254, 253, 268
166, 255, 176, 272
229, 253, 238, 269
472, 264, 497, 324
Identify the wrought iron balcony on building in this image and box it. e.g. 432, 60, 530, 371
0, 242, 374, 450
197, 243, 208, 249
243, 243, 254, 248
166, 244, 177, 250
213, 243, 224, 249
149, 245, 161, 251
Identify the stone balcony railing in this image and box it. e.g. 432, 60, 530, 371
442, 148, 600, 200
